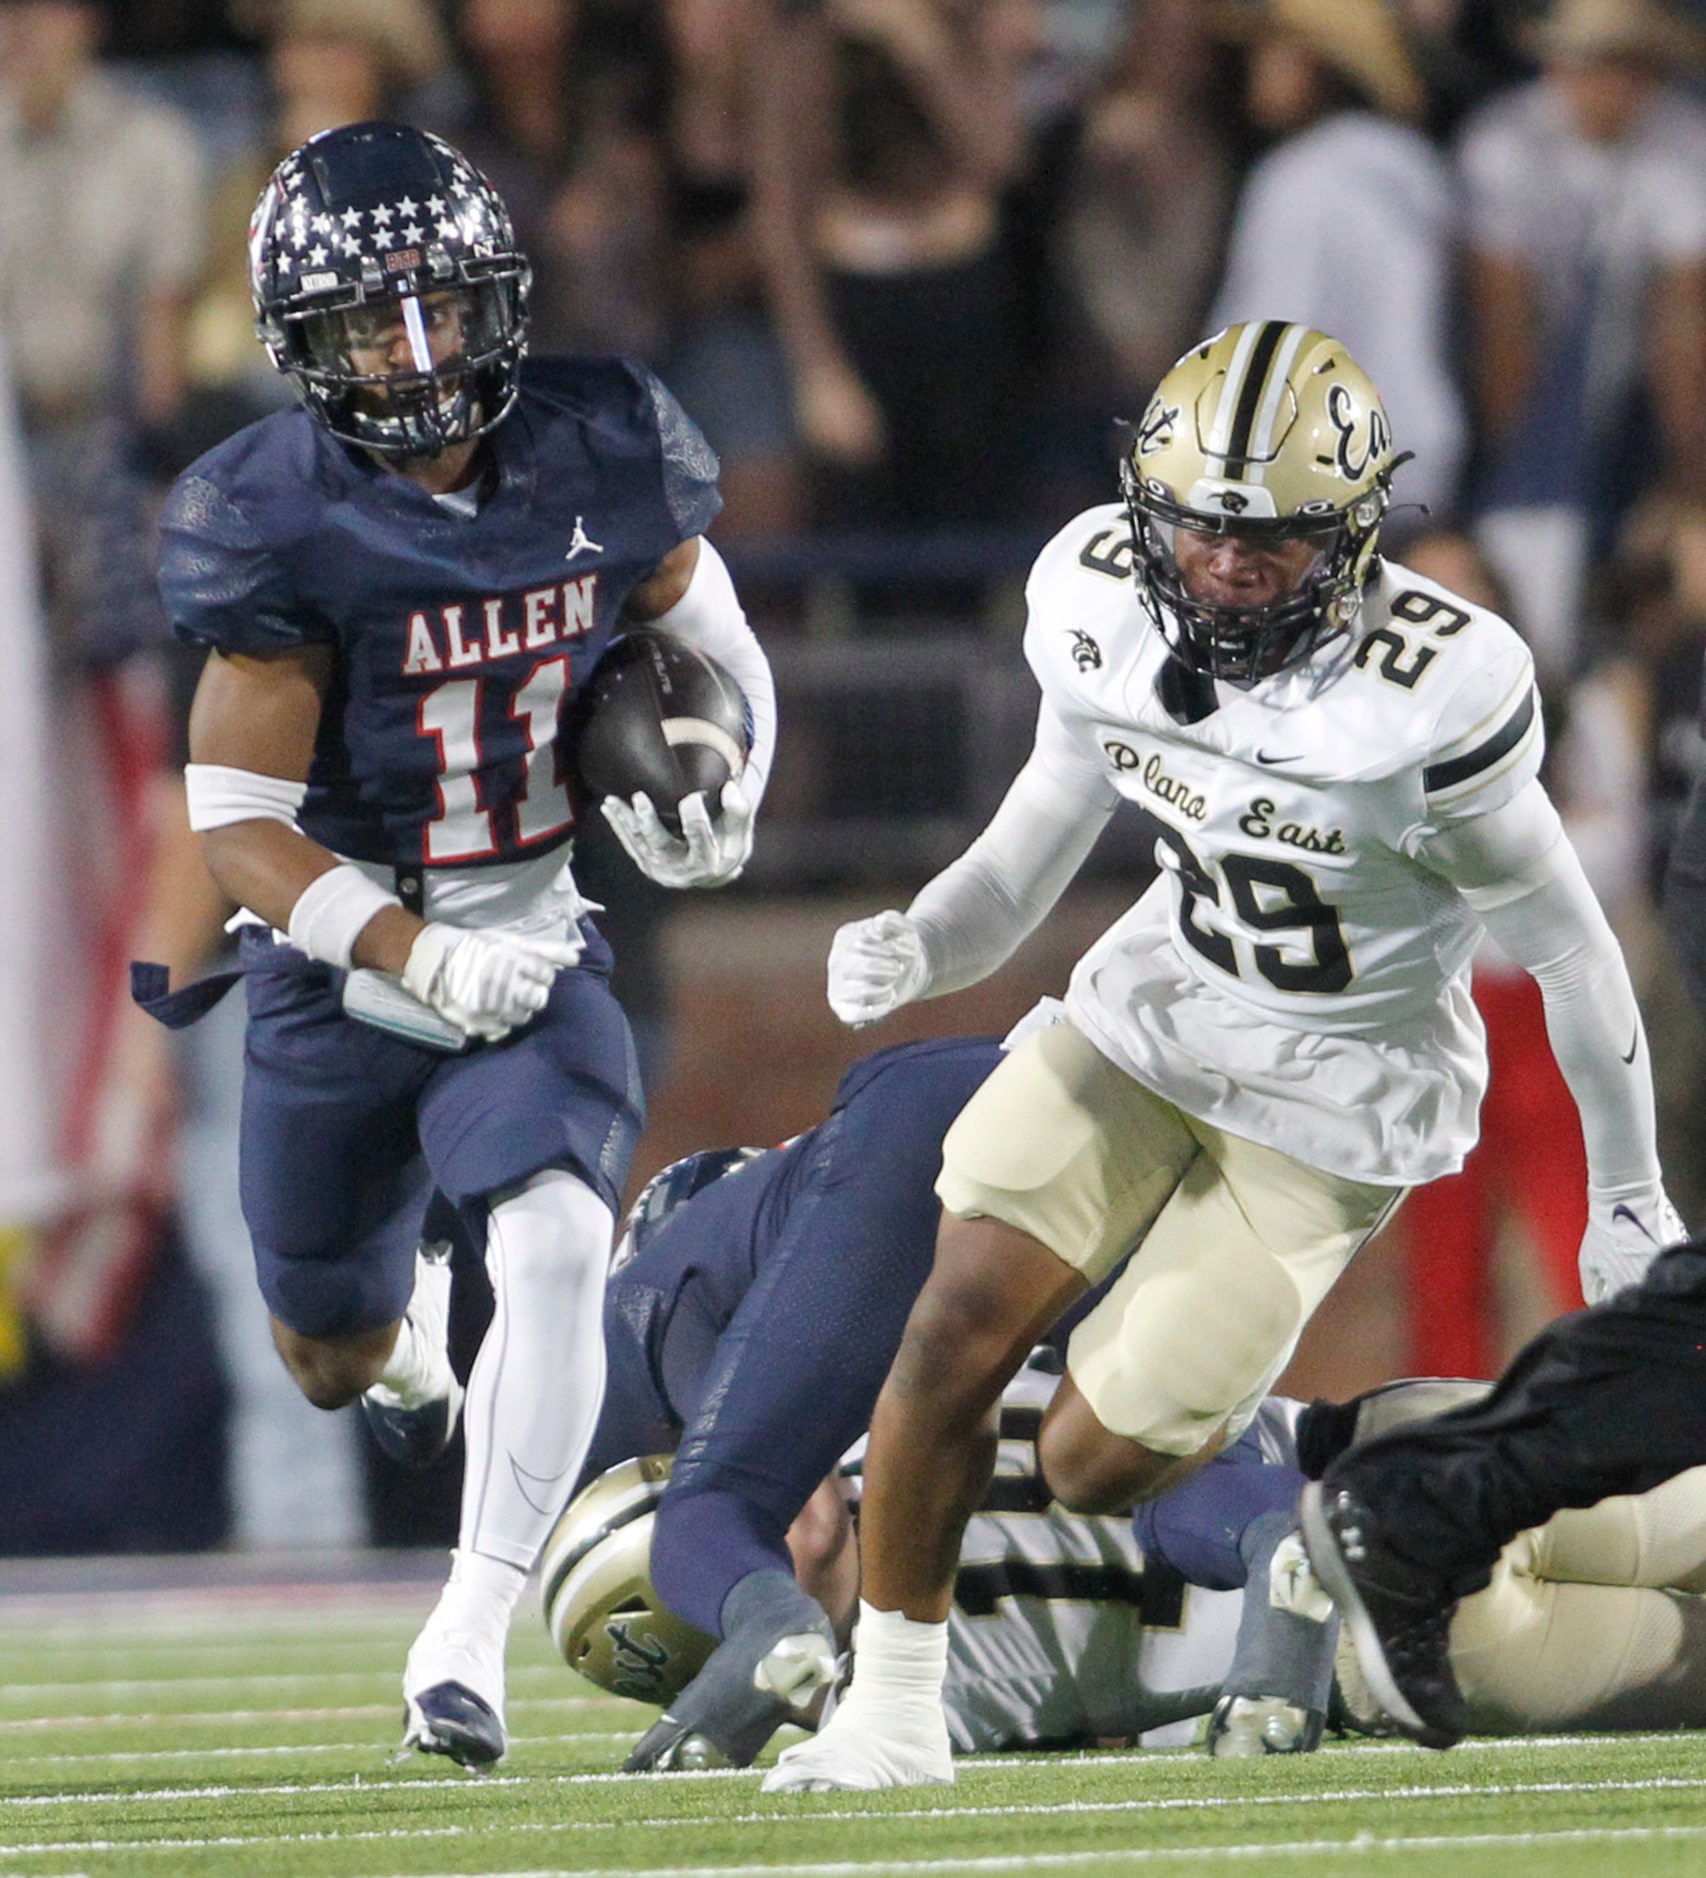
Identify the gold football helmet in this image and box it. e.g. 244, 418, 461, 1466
540, 1454, 716, 1708
1122, 321, 1405, 680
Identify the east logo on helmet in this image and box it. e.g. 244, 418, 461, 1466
540, 1456, 716, 1710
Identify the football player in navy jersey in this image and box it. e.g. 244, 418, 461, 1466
148, 122, 776, 1769
578, 1036, 1010, 1771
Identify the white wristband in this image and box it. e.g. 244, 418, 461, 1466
184, 762, 308, 832
287, 864, 402, 969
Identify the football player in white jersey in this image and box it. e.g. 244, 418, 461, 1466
766, 320, 1685, 1792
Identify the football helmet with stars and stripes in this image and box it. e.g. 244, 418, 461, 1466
1122, 322, 1407, 682
248, 121, 531, 457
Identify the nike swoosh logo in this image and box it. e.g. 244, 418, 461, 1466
1621, 1030, 1639, 1064
1255, 750, 1298, 766
509, 1454, 578, 1514
1612, 1204, 1658, 1243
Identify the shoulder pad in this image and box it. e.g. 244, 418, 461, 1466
157, 414, 328, 653
1368, 564, 1541, 817
1025, 503, 1133, 604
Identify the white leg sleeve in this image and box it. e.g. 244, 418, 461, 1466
460, 1168, 612, 1571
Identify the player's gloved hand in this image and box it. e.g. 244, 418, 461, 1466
1579, 1183, 1689, 1304
827, 910, 930, 1027
401, 922, 583, 1042
601, 771, 755, 889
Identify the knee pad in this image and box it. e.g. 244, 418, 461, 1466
485, 1169, 613, 1307
1071, 1239, 1303, 1456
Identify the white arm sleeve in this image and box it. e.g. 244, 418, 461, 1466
906, 701, 1116, 998
1423, 780, 1661, 1196
645, 537, 777, 807
183, 762, 307, 831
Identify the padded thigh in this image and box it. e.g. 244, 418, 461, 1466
1454, 1541, 1706, 1731
1066, 1122, 1398, 1455
937, 1019, 1399, 1455
1526, 1464, 1706, 1594
1452, 1469, 1706, 1730
239, 939, 642, 1339
936, 1024, 1196, 1278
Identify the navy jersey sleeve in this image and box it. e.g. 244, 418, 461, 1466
157, 427, 332, 656
635, 363, 723, 541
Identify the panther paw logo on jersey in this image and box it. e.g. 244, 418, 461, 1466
1069, 629, 1102, 671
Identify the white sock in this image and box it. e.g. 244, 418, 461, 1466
459, 1169, 612, 1571
372, 1315, 437, 1408
424, 1547, 527, 1638
843, 1601, 948, 1710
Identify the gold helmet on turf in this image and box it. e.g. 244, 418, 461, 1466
1122, 321, 1404, 681
539, 1454, 715, 1708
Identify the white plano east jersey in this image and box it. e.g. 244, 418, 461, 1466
941, 1368, 1242, 1752
1028, 504, 1542, 1187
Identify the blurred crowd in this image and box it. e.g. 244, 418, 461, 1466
3, 0, 1706, 1553
13, 0, 1706, 675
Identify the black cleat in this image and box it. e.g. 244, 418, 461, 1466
623, 1627, 838, 1771
360, 1240, 462, 1468
625, 1713, 751, 1773
624, 1571, 837, 1772
361, 1385, 463, 1468
1298, 1480, 1466, 1750
402, 1680, 506, 1768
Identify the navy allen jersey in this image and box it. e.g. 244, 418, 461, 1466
158, 355, 720, 872
1024, 504, 1544, 1185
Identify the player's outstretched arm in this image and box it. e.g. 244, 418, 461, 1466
1424, 779, 1685, 1302
827, 704, 1114, 1026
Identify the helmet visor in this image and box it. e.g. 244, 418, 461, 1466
1150, 513, 1339, 614
1127, 491, 1354, 681
295, 283, 509, 389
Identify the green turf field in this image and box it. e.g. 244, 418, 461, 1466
2, 1564, 1703, 1878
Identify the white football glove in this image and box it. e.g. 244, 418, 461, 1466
827, 909, 930, 1027
601, 771, 755, 889
401, 922, 584, 1042
1579, 1184, 1689, 1305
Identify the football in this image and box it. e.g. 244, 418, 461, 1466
573, 630, 750, 835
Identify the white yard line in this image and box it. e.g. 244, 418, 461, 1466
4, 1771, 1704, 1813
356, 1829, 1706, 1877
0, 1695, 617, 1733
4, 1818, 1706, 1869
0, 1733, 638, 1768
